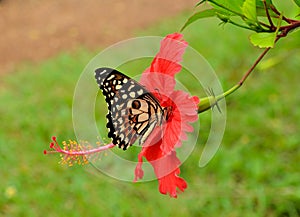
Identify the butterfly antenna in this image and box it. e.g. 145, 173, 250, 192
154, 88, 163, 101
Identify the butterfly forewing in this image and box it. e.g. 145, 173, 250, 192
95, 67, 165, 150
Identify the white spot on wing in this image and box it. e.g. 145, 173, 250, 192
107, 75, 115, 80
137, 89, 143, 95
128, 85, 134, 91
119, 133, 124, 141
100, 69, 107, 75
129, 92, 136, 98
121, 110, 126, 116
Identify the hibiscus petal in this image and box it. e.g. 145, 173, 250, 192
134, 151, 145, 182
150, 33, 188, 77
140, 33, 188, 94
140, 72, 175, 98
157, 162, 187, 198
159, 90, 199, 153
134, 33, 199, 198
136, 141, 187, 198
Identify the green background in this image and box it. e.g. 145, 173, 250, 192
1, 9, 300, 217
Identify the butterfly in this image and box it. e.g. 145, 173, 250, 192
95, 67, 172, 150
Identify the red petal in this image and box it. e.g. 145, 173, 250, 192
158, 168, 187, 198
150, 33, 187, 76
135, 141, 187, 198
140, 33, 188, 93
140, 72, 175, 98
160, 90, 199, 153
134, 150, 145, 182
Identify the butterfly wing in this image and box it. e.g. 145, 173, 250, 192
95, 67, 164, 150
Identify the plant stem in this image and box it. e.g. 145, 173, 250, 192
198, 41, 274, 113
270, 4, 295, 24
239, 47, 270, 86
279, 21, 300, 36
263, 0, 275, 29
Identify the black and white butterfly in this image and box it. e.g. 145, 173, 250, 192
95, 67, 172, 150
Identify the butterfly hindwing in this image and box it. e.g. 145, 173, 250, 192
95, 67, 164, 150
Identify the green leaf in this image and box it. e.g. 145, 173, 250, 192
203, 0, 245, 16
256, 0, 276, 17
181, 9, 217, 31
216, 12, 231, 23
196, 0, 206, 6
249, 32, 276, 48
293, 0, 300, 7
242, 0, 257, 21
256, 2, 278, 18
250, 12, 281, 48
256, 0, 273, 8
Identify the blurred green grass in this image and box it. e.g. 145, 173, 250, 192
1, 11, 300, 217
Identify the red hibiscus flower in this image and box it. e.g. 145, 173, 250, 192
134, 33, 199, 198
44, 33, 199, 198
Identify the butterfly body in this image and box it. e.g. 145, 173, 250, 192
95, 67, 170, 150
